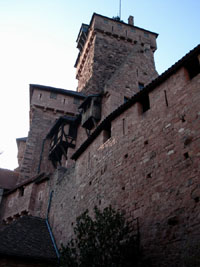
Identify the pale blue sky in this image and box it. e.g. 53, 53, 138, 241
0, 0, 199, 169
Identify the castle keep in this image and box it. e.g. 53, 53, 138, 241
0, 13, 200, 266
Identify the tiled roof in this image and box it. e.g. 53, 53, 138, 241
71, 44, 200, 160
0, 216, 57, 262
30, 84, 86, 101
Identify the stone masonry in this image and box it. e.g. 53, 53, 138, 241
0, 13, 200, 267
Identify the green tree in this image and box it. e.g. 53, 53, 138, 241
60, 206, 140, 267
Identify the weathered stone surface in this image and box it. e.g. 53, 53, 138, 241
0, 13, 200, 267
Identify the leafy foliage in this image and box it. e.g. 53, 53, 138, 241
60, 206, 140, 267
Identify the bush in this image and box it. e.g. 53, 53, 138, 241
60, 206, 140, 267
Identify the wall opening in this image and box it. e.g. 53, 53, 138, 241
164, 90, 169, 107
19, 187, 24, 197
122, 118, 126, 135
139, 94, 150, 113
103, 122, 111, 143
185, 56, 200, 80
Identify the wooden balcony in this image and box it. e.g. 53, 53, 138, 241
47, 116, 77, 167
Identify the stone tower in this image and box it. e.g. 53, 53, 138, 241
75, 13, 158, 96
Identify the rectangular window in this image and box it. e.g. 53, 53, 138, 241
122, 118, 125, 135
185, 57, 200, 80
19, 187, 24, 197
50, 92, 57, 99
103, 122, 111, 143
139, 94, 150, 113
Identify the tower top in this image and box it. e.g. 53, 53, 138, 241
75, 13, 158, 68
75, 13, 158, 94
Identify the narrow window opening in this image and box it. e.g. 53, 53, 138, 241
185, 57, 200, 80
63, 99, 66, 104
164, 90, 169, 107
139, 94, 150, 113
103, 122, 111, 143
39, 93, 42, 99
88, 152, 91, 169
112, 26, 114, 32
122, 118, 125, 135
19, 187, 24, 197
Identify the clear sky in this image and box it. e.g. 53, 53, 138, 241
0, 0, 199, 170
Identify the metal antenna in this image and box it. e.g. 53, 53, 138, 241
119, 0, 121, 19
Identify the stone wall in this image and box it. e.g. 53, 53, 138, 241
48, 68, 200, 266
19, 108, 57, 181
76, 14, 157, 95
0, 178, 50, 222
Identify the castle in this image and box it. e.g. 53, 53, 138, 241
0, 13, 200, 267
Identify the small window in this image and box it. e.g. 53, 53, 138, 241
124, 96, 130, 103
50, 92, 57, 99
19, 187, 24, 197
131, 28, 136, 33
185, 57, 200, 80
103, 123, 111, 143
38, 93, 42, 99
144, 32, 149, 37
73, 97, 80, 105
138, 82, 144, 90
139, 94, 150, 113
